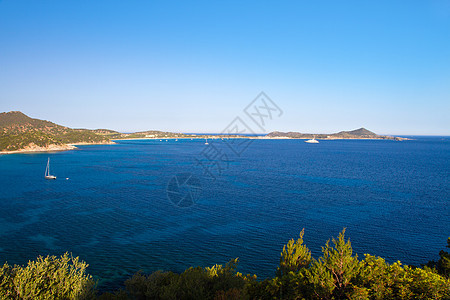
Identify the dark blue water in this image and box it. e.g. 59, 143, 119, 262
0, 137, 449, 290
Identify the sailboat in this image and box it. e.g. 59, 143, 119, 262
305, 135, 319, 144
205, 138, 209, 145
45, 158, 57, 180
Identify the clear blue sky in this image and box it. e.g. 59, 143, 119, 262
1, 1, 449, 135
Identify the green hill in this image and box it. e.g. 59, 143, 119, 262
0, 111, 111, 152
335, 127, 378, 138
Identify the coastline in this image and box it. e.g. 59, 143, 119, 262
68, 141, 116, 146
0, 144, 76, 155
0, 141, 115, 155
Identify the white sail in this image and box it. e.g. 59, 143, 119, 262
45, 158, 56, 180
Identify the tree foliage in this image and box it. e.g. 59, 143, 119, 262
0, 252, 96, 299
277, 228, 311, 277
306, 228, 361, 299
100, 258, 252, 300
427, 237, 450, 279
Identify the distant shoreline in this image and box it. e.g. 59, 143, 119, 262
0, 144, 76, 155
67, 141, 116, 146
0, 135, 415, 155
114, 136, 411, 141
0, 136, 414, 155
0, 141, 115, 155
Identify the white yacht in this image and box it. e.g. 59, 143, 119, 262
305, 136, 319, 144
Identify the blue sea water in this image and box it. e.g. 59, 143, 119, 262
0, 137, 449, 290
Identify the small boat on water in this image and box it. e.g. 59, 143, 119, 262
45, 158, 56, 180
305, 136, 319, 144
205, 138, 209, 145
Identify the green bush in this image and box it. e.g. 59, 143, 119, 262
277, 228, 311, 277
427, 237, 450, 279
117, 258, 250, 300
0, 253, 96, 299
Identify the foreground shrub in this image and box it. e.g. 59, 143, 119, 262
277, 228, 311, 277
427, 237, 450, 278
100, 258, 254, 300
0, 252, 95, 299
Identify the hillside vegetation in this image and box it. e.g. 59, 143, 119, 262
0, 111, 110, 151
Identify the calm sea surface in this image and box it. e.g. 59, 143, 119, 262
0, 137, 449, 289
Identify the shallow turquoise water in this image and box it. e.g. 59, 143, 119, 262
0, 137, 449, 290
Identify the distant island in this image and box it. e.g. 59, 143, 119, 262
266, 128, 409, 141
0, 111, 409, 154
